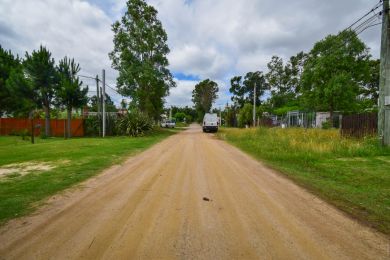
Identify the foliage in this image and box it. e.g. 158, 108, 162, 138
84, 117, 101, 136
116, 110, 154, 136
89, 94, 118, 112
273, 105, 301, 116
300, 30, 370, 122
229, 71, 267, 108
218, 127, 390, 234
360, 59, 380, 109
5, 62, 39, 117
56, 57, 88, 138
225, 105, 238, 127
266, 53, 307, 110
174, 112, 186, 122
23, 45, 58, 136
192, 79, 218, 119
237, 103, 264, 127
0, 45, 21, 115
169, 106, 197, 122
109, 0, 175, 119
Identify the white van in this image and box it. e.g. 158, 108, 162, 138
160, 119, 176, 128
203, 113, 219, 132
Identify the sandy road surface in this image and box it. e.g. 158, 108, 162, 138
0, 125, 389, 259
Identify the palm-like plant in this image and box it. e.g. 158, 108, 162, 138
57, 57, 88, 138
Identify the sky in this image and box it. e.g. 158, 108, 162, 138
0, 0, 383, 108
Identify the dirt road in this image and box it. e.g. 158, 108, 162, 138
0, 125, 388, 259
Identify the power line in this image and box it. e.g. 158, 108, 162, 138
345, 0, 382, 31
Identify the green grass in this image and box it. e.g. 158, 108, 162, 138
217, 127, 390, 235
175, 122, 190, 127
0, 129, 177, 224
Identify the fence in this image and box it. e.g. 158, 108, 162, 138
341, 113, 377, 138
0, 118, 84, 137
258, 117, 273, 127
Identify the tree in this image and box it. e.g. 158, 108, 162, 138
266, 53, 307, 110
24, 46, 58, 136
120, 99, 127, 110
300, 30, 369, 125
192, 79, 218, 119
6, 62, 40, 143
360, 59, 380, 109
109, 0, 175, 119
229, 71, 267, 108
0, 46, 21, 115
237, 103, 263, 127
56, 57, 88, 138
174, 112, 186, 122
89, 94, 117, 112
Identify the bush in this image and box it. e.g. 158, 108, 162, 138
84, 117, 101, 136
116, 110, 153, 137
321, 120, 331, 129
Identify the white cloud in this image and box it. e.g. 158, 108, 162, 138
0, 0, 382, 108
0, 0, 119, 102
165, 79, 197, 107
148, 0, 381, 106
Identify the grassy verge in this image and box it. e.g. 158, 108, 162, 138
0, 129, 177, 224
217, 127, 390, 235
175, 122, 189, 127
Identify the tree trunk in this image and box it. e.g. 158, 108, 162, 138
30, 111, 35, 144
43, 105, 50, 137
67, 107, 72, 138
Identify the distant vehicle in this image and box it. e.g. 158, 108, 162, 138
161, 120, 176, 128
203, 113, 219, 133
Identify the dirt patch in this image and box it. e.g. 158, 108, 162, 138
0, 161, 62, 178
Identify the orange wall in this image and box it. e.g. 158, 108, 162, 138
0, 118, 84, 137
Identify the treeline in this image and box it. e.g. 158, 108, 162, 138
227, 30, 379, 127
0, 45, 89, 137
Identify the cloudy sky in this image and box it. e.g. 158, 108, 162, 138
0, 0, 382, 108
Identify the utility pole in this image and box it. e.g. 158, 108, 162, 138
102, 69, 106, 138
96, 75, 101, 137
253, 83, 256, 127
219, 107, 222, 126
379, 0, 390, 145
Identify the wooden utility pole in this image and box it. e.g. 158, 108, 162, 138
95, 75, 101, 137
379, 0, 390, 145
253, 83, 256, 127
102, 69, 106, 138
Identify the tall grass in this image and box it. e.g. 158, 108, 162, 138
218, 127, 390, 235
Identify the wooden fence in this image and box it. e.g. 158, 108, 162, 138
258, 117, 273, 127
0, 118, 84, 137
341, 113, 377, 138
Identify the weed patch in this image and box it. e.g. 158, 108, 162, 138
217, 127, 390, 234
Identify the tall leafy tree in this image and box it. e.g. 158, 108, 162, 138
360, 59, 380, 109
229, 71, 267, 108
109, 0, 175, 119
300, 30, 370, 125
266, 53, 307, 110
56, 57, 88, 138
24, 46, 58, 136
192, 79, 218, 118
0, 46, 21, 115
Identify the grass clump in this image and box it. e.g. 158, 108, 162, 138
218, 127, 390, 235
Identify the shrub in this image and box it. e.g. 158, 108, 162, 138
116, 110, 153, 137
84, 117, 101, 136
321, 120, 331, 129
